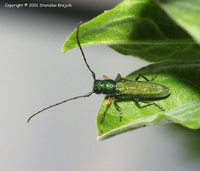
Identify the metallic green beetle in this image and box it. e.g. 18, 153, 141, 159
27, 22, 170, 123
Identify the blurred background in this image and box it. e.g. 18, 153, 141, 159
1, 0, 200, 170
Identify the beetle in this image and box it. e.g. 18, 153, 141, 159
27, 22, 170, 123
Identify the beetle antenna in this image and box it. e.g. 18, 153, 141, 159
27, 91, 93, 123
77, 21, 96, 80
27, 22, 96, 123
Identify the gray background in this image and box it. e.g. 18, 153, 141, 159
1, 1, 200, 170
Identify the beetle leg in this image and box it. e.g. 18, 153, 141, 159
113, 96, 123, 121
103, 75, 109, 80
149, 73, 158, 81
101, 96, 112, 123
116, 73, 122, 79
135, 73, 158, 82
135, 74, 149, 81
134, 97, 165, 111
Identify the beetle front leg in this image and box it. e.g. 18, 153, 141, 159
101, 96, 112, 123
113, 96, 122, 121
134, 97, 165, 111
135, 73, 158, 82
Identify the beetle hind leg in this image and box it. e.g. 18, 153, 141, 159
134, 97, 165, 111
135, 73, 158, 82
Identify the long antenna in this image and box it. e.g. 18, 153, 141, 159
27, 22, 95, 123
77, 21, 96, 80
27, 91, 93, 123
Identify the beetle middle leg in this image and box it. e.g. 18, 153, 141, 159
135, 73, 158, 82
134, 97, 165, 111
113, 96, 122, 121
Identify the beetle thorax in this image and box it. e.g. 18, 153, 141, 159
93, 80, 115, 95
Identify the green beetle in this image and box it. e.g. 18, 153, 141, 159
27, 22, 170, 123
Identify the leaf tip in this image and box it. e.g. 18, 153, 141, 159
62, 48, 67, 54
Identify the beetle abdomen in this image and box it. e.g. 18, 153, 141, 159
115, 79, 170, 98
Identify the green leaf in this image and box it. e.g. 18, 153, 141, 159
155, 0, 200, 43
63, 0, 200, 62
97, 58, 200, 140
